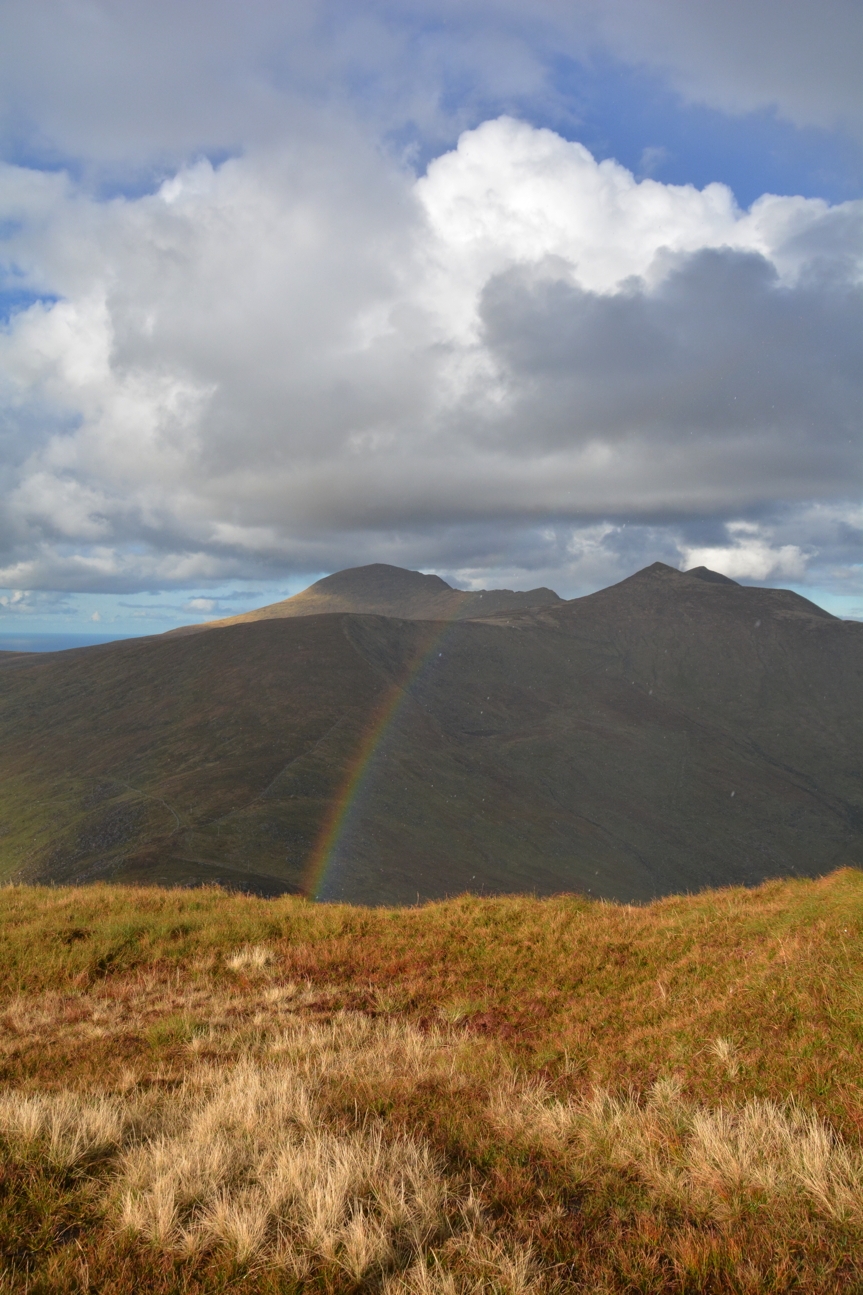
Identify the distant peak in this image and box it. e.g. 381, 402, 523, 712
311, 564, 453, 596
685, 566, 739, 586
625, 562, 739, 586
631, 562, 682, 578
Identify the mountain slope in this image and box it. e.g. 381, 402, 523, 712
0, 563, 860, 903
168, 563, 562, 633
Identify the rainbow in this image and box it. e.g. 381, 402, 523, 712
302, 619, 458, 900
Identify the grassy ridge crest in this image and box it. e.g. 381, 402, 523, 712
0, 869, 861, 1291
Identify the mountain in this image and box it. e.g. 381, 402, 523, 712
167, 563, 562, 634
0, 562, 860, 903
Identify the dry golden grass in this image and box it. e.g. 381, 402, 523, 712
0, 870, 862, 1292
0, 1014, 535, 1289
225, 944, 276, 972
488, 1073, 863, 1227
115, 1058, 449, 1274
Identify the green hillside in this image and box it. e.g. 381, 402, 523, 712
1, 563, 860, 903
0, 870, 861, 1292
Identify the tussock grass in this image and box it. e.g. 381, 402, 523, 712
0, 870, 862, 1291
382, 1240, 542, 1294
0, 1018, 493, 1288
226, 943, 276, 972
0, 1089, 146, 1169
116, 1059, 449, 1273
489, 1075, 863, 1227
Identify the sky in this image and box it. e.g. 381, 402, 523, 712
0, 0, 861, 640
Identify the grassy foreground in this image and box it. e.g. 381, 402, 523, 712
0, 869, 862, 1293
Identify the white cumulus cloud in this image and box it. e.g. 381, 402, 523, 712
681, 523, 809, 582
0, 118, 860, 596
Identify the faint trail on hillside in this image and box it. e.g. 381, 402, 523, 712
258, 717, 352, 800
116, 782, 182, 833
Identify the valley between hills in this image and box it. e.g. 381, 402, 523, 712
0, 561, 860, 904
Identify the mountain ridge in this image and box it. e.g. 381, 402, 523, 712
0, 561, 858, 904
166, 562, 563, 633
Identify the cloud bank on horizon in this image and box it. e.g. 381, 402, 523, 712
0, 0, 860, 626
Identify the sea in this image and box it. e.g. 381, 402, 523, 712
0, 633, 142, 654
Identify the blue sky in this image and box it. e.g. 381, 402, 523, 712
0, 0, 860, 638
548, 56, 861, 206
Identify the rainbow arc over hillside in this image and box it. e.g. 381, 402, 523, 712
302, 619, 458, 900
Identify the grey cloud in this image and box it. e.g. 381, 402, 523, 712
0, 1, 547, 171
478, 246, 862, 502
0, 508, 858, 609
591, 0, 862, 138
0, 0, 858, 178
396, 510, 862, 604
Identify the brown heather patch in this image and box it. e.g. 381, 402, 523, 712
0, 870, 861, 1291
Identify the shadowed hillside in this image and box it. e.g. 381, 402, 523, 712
167, 563, 562, 634
0, 562, 860, 903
